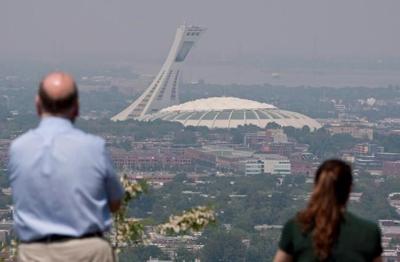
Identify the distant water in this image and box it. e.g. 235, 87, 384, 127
185, 65, 400, 87
133, 62, 400, 88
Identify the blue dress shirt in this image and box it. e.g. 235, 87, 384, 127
8, 117, 124, 242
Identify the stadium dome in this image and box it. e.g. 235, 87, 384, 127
140, 97, 321, 130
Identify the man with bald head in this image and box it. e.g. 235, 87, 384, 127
37, 72, 79, 120
8, 72, 124, 261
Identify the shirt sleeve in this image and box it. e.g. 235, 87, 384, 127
372, 225, 383, 258
279, 219, 294, 255
103, 146, 124, 202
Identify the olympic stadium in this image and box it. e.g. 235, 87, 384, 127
140, 97, 321, 129
112, 25, 321, 130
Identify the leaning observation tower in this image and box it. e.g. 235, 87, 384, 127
111, 25, 206, 121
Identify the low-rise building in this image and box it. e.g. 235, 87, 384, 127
244, 129, 288, 147
380, 220, 400, 238
112, 150, 191, 171
244, 160, 264, 175
260, 142, 295, 157
327, 124, 374, 140
184, 148, 216, 167
290, 160, 314, 176
255, 154, 291, 175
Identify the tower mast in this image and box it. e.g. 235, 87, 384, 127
112, 25, 206, 121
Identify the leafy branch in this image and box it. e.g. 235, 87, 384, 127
112, 174, 216, 254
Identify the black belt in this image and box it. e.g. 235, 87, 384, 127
23, 232, 103, 244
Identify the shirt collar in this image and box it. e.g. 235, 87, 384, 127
38, 116, 74, 131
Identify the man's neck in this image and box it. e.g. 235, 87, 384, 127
41, 114, 74, 123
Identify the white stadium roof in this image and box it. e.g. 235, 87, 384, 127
140, 97, 322, 130
161, 97, 277, 112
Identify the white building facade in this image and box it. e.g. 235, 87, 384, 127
244, 160, 264, 175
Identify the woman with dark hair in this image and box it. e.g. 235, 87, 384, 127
274, 159, 382, 262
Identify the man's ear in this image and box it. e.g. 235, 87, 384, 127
70, 100, 79, 122
74, 100, 80, 118
35, 95, 43, 116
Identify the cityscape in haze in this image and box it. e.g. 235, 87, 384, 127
1, 1, 400, 261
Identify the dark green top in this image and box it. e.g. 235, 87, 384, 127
279, 212, 382, 262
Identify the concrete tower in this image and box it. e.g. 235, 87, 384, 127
112, 25, 206, 121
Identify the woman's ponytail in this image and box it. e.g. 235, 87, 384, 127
297, 160, 352, 260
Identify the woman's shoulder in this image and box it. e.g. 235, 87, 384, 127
345, 212, 378, 226
279, 216, 310, 255
283, 216, 300, 230
343, 212, 383, 257
344, 211, 380, 232
282, 215, 306, 236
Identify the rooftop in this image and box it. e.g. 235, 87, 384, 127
161, 97, 277, 112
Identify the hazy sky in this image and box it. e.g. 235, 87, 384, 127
1, 0, 400, 63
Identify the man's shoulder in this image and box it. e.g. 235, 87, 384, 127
69, 128, 106, 148
10, 127, 106, 152
9, 130, 37, 152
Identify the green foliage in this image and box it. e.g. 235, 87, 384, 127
230, 125, 261, 144
113, 139, 132, 151
159, 206, 216, 235
284, 127, 361, 158
128, 171, 398, 261
113, 177, 148, 250
119, 245, 169, 262
115, 175, 215, 260
245, 232, 281, 261
173, 130, 197, 145
0, 171, 11, 209
349, 175, 400, 221
77, 119, 184, 141
266, 122, 282, 129
0, 169, 9, 188
200, 230, 247, 262
174, 246, 197, 262
374, 134, 400, 153
131, 174, 300, 227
